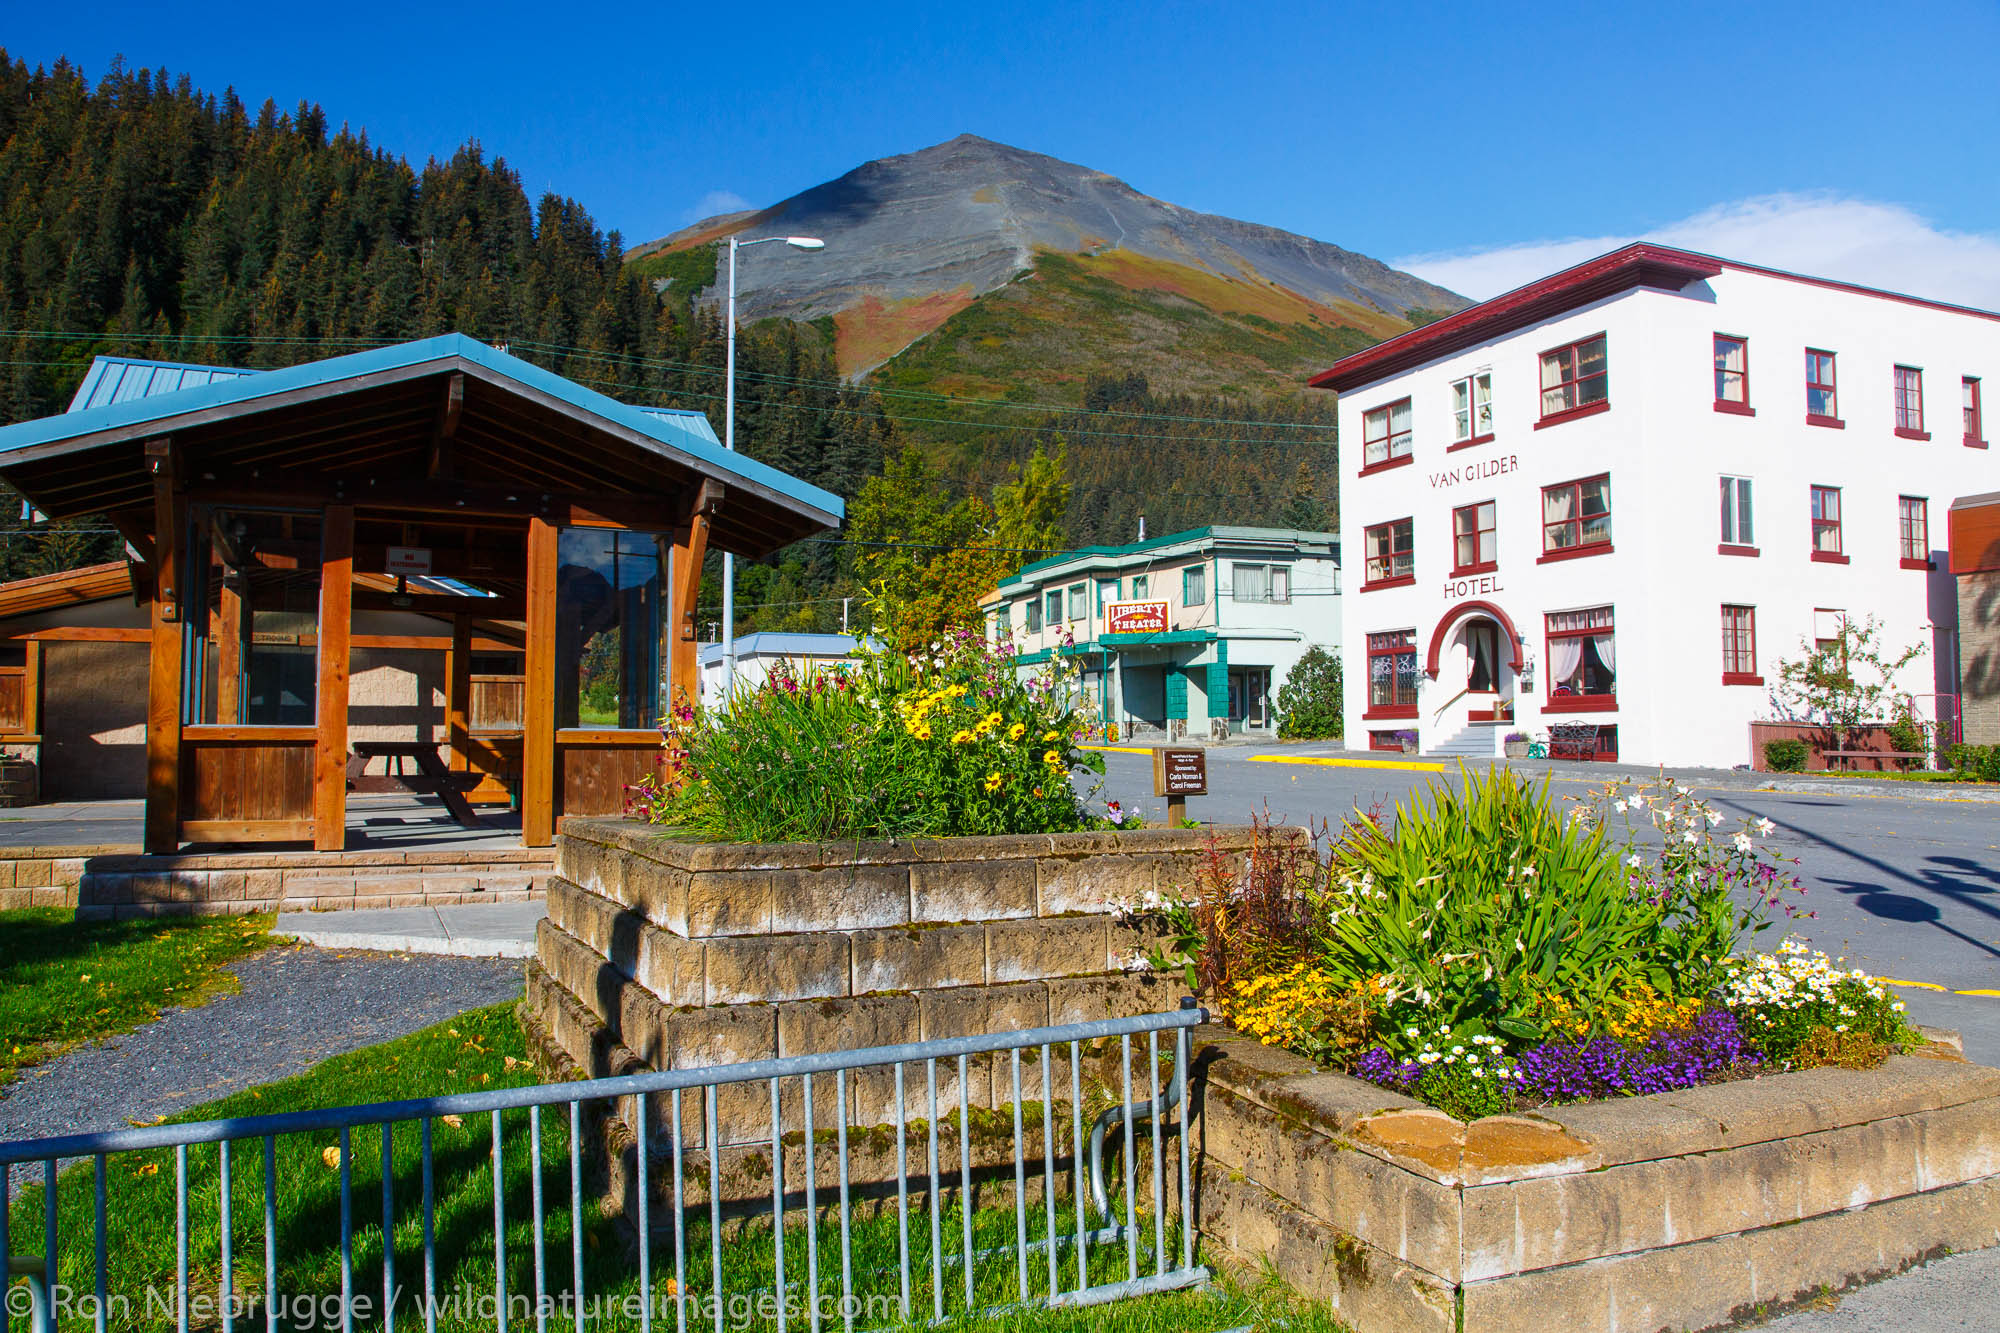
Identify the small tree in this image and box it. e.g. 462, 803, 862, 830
1771, 615, 1927, 753
1276, 646, 1344, 740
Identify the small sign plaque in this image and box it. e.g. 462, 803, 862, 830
385, 545, 433, 577
1153, 747, 1207, 796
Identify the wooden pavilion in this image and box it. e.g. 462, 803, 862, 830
0, 336, 842, 853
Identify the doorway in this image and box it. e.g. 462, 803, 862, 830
1229, 666, 1272, 731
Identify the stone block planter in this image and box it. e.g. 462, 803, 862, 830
527, 818, 1293, 1151
1195, 1025, 2000, 1333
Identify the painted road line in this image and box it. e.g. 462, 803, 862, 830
1881, 979, 2000, 999
1079, 744, 1157, 755
1249, 754, 1448, 774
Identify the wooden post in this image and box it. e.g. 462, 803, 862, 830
522, 516, 559, 846
446, 613, 471, 772
669, 480, 721, 714
216, 570, 244, 724
22, 640, 41, 738
143, 438, 183, 855
312, 505, 355, 851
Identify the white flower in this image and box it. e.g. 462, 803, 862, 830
1627, 854, 1643, 868
1756, 817, 1775, 836
1706, 809, 1724, 826
1614, 800, 1628, 814
1732, 833, 1753, 854
1630, 794, 1646, 808
1682, 831, 1699, 845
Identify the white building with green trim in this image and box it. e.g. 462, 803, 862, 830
983, 526, 1341, 739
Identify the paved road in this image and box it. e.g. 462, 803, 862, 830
1084, 747, 2000, 1062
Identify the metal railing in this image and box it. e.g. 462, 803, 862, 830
2, 1004, 1207, 1332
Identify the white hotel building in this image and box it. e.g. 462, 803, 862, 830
1313, 243, 1996, 766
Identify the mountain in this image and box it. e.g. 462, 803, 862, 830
632, 135, 1466, 394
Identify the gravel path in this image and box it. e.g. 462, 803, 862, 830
1, 943, 525, 1160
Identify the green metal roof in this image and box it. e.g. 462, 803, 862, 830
996, 524, 1338, 589
0, 333, 842, 525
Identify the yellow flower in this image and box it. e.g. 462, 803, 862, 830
1042, 749, 1063, 768
952, 730, 975, 745
983, 711, 1003, 728
1033, 786, 1044, 797
322, 1145, 343, 1170
1007, 722, 1027, 740
948, 684, 969, 698
1042, 730, 1061, 741
914, 725, 932, 740
984, 772, 1004, 792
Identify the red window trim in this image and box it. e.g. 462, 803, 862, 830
1722, 672, 1765, 686
1451, 501, 1497, 577
1445, 433, 1496, 453
1532, 399, 1611, 430
1360, 397, 1413, 472
1362, 705, 1419, 720
1721, 604, 1757, 681
1362, 518, 1415, 587
1967, 437, 1990, 450
1544, 696, 1618, 714
1899, 557, 1934, 571
1537, 333, 1609, 424
1714, 333, 1751, 410
1899, 496, 1930, 567
1805, 348, 1839, 424
1811, 551, 1851, 564
1893, 364, 1926, 436
1368, 729, 1415, 751
1810, 484, 1843, 560
1366, 629, 1420, 716
1537, 543, 1614, 565
1717, 543, 1760, 557
1357, 453, 1415, 478
1967, 377, 1987, 447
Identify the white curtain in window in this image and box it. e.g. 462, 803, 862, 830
1544, 487, 1575, 522
1592, 633, 1614, 673
1233, 565, 1259, 603
1550, 637, 1584, 687
1271, 567, 1289, 601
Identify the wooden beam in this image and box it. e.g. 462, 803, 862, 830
668, 519, 706, 717
312, 505, 355, 851
22, 640, 42, 739
522, 516, 559, 847
447, 614, 471, 774
143, 437, 183, 854
428, 372, 465, 480
216, 569, 244, 723
107, 511, 154, 567
2, 627, 151, 644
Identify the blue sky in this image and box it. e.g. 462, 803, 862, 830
11, 1, 2000, 303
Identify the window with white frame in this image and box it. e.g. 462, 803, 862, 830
1719, 475, 1755, 547
1232, 563, 1291, 604
1096, 578, 1120, 613
1450, 372, 1493, 443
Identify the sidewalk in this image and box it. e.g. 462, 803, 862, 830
274, 901, 545, 957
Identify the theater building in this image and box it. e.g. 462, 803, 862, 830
985, 525, 1340, 740
1312, 244, 1997, 765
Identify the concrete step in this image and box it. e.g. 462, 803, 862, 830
275, 902, 546, 958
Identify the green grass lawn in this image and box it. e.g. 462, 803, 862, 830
6, 1003, 1340, 1332
0, 908, 272, 1086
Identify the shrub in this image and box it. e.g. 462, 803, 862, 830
1763, 738, 1809, 772
1884, 712, 1928, 764
638, 630, 1107, 842
1154, 813, 1322, 995
1276, 647, 1343, 740
1315, 768, 1673, 1052
1944, 743, 2000, 782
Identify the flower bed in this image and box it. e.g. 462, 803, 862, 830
637, 629, 1120, 842
1141, 768, 1914, 1118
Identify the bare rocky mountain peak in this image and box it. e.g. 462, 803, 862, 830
642, 135, 1464, 376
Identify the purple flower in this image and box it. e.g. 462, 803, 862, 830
1511, 1009, 1759, 1105
1354, 1047, 1422, 1094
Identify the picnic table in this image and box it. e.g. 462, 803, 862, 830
345, 740, 482, 828
1820, 749, 1926, 772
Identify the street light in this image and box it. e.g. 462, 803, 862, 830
722, 234, 825, 699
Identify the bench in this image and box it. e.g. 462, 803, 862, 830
1820, 748, 1927, 773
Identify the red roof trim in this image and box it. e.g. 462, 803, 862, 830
1310, 245, 1721, 395
1312, 243, 2000, 397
